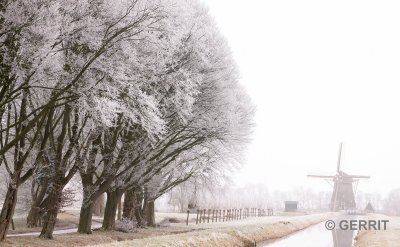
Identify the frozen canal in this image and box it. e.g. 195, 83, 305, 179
261, 217, 357, 247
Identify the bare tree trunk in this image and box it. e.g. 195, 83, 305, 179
77, 202, 95, 234
133, 190, 145, 227
39, 182, 63, 239
143, 200, 156, 227
27, 182, 47, 228
26, 206, 42, 228
0, 184, 18, 241
102, 190, 122, 230
92, 193, 105, 217
122, 189, 135, 220
78, 130, 101, 234
0, 88, 31, 241
134, 206, 144, 227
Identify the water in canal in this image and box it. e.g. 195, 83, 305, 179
260, 217, 357, 247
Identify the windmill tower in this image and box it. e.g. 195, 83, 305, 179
308, 143, 370, 211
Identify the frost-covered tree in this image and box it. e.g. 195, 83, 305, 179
75, 0, 254, 233
0, 1, 65, 240
384, 188, 400, 215
0, 0, 164, 239
0, 0, 254, 241
100, 0, 254, 229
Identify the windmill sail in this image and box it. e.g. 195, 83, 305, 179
307, 142, 370, 211
337, 142, 342, 173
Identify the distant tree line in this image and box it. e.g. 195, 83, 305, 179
0, 0, 254, 241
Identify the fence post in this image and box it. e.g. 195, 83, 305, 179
207, 209, 211, 223
187, 210, 190, 225
196, 209, 199, 224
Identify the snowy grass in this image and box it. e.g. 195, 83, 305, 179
4, 212, 337, 247
354, 214, 400, 247
88, 213, 337, 247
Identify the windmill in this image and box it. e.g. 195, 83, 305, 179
308, 143, 370, 211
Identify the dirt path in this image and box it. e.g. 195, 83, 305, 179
7, 211, 103, 237
7, 223, 103, 237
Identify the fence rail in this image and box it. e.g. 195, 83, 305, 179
192, 208, 274, 225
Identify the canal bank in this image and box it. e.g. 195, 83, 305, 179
260, 215, 359, 247
354, 214, 400, 247
89, 212, 338, 247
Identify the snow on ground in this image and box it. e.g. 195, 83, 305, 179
89, 212, 337, 247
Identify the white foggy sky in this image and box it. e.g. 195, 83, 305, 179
201, 0, 400, 196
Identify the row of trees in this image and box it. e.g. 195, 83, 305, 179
0, 0, 254, 241
164, 180, 394, 213
165, 182, 333, 211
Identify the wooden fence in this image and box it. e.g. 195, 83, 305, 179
193, 208, 274, 225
